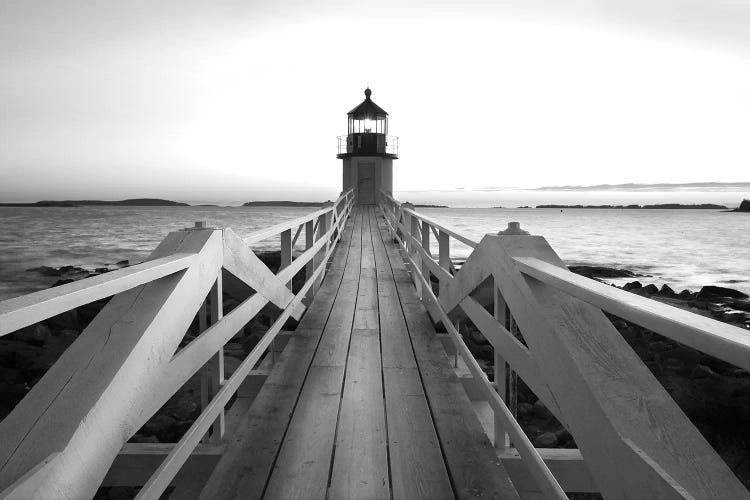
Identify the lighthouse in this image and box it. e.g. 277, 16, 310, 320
337, 88, 398, 205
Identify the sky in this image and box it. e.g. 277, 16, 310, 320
1, 0, 750, 204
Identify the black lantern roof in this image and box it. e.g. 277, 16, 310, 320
347, 88, 388, 118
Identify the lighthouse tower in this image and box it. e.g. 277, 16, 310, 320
337, 88, 398, 205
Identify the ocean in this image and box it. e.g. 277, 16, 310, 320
0, 205, 748, 301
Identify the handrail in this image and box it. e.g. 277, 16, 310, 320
400, 207, 478, 249
0, 253, 199, 336
244, 191, 353, 245
378, 190, 750, 498
515, 256, 750, 373
0, 188, 355, 499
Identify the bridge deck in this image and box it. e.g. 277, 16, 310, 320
198, 206, 520, 499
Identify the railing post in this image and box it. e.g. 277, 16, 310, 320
209, 275, 225, 443
496, 222, 527, 446
280, 228, 292, 290
421, 220, 431, 291
402, 202, 421, 297
493, 284, 508, 450
315, 201, 333, 291
305, 219, 315, 302
438, 229, 450, 297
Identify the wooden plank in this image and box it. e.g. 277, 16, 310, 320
328, 330, 388, 500
375, 210, 521, 500
0, 253, 198, 336
329, 208, 388, 500
371, 209, 454, 500
262, 209, 364, 500
196, 211, 357, 500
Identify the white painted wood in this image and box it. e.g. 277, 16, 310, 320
379, 194, 750, 499
0, 453, 59, 500
0, 253, 198, 336
438, 229, 450, 297
0, 229, 223, 499
0, 193, 355, 499
242, 188, 352, 246
515, 256, 750, 372
223, 228, 298, 310
281, 228, 293, 290
305, 219, 315, 301
134, 232, 334, 500
209, 276, 225, 443
493, 285, 508, 450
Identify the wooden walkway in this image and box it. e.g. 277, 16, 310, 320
198, 206, 520, 500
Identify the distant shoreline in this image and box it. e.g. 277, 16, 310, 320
242, 201, 327, 207
535, 203, 728, 209
0, 198, 188, 207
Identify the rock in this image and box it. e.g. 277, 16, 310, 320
677, 289, 695, 299
534, 432, 558, 447
517, 402, 534, 418
468, 329, 489, 346
52, 278, 75, 287
568, 266, 636, 279
115, 260, 130, 266
554, 427, 572, 443
658, 284, 676, 297
28, 324, 52, 344
662, 346, 700, 367
691, 364, 718, 378
45, 309, 79, 331
624, 281, 642, 291
697, 286, 749, 300
532, 399, 553, 419
94, 267, 110, 273
641, 284, 659, 295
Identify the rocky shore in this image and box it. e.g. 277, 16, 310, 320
2, 257, 749, 493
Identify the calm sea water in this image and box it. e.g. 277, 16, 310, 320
0, 206, 748, 301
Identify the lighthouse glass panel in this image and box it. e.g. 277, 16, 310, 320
349, 117, 387, 134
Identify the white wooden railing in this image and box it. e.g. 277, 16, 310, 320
0, 189, 355, 500
379, 190, 750, 500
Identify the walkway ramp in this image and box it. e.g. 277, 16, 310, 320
199, 206, 519, 499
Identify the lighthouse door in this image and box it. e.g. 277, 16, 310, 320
357, 162, 375, 205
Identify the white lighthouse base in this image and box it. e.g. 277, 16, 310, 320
342, 156, 393, 205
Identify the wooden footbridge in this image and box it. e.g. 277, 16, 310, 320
1, 189, 750, 499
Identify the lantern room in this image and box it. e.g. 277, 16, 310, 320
338, 88, 399, 205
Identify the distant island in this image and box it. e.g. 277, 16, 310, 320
536, 203, 728, 209
729, 199, 750, 212
415, 204, 449, 208
243, 201, 328, 207
0, 198, 189, 207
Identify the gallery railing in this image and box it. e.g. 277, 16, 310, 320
378, 189, 750, 499
0, 189, 355, 500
